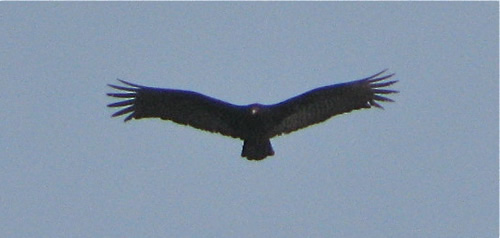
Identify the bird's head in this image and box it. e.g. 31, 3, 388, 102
248, 103, 264, 115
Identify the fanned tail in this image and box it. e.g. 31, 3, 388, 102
241, 139, 275, 161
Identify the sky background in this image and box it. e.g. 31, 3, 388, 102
1, 2, 498, 238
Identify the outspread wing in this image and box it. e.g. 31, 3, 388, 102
107, 80, 245, 138
266, 70, 398, 137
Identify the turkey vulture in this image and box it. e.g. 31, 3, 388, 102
107, 69, 398, 160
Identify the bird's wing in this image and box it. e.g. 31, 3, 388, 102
266, 70, 398, 137
107, 80, 245, 138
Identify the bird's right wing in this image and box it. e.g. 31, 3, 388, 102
107, 80, 245, 139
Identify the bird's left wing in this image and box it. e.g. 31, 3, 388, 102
107, 80, 245, 139
266, 70, 398, 138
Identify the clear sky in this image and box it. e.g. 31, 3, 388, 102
1, 2, 498, 238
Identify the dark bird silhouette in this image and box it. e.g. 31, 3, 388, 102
107, 70, 398, 160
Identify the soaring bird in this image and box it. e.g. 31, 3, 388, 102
107, 70, 398, 160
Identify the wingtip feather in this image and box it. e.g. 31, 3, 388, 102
107, 99, 135, 108
370, 100, 384, 109
373, 95, 395, 102
372, 89, 399, 95
116, 79, 145, 88
124, 113, 134, 122
371, 80, 398, 89
368, 73, 395, 83
111, 106, 134, 117
363, 69, 389, 80
108, 84, 137, 92
107, 93, 136, 98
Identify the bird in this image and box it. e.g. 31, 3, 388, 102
107, 69, 398, 161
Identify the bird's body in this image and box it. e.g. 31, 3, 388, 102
107, 70, 398, 160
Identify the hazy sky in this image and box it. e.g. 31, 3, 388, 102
1, 2, 498, 238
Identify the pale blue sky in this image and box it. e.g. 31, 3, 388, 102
1, 2, 498, 238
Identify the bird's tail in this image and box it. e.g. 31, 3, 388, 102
241, 139, 275, 161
